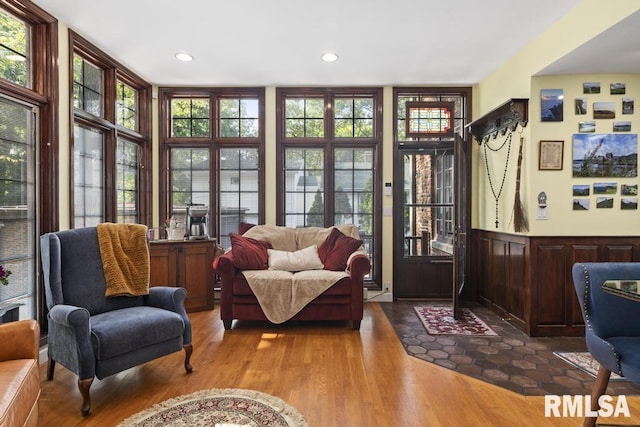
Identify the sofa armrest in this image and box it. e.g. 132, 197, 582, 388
347, 252, 371, 281
0, 319, 39, 362
213, 251, 237, 277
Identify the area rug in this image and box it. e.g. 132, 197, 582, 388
118, 388, 308, 427
414, 305, 498, 336
554, 351, 625, 381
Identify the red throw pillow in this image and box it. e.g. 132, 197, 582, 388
229, 232, 272, 270
318, 227, 363, 271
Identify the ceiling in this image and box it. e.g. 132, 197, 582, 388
30, 0, 637, 87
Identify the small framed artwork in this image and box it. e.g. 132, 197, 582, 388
541, 89, 563, 122
573, 199, 590, 210
583, 82, 600, 94
596, 197, 614, 208
610, 83, 626, 95
623, 98, 634, 114
613, 121, 631, 132
578, 121, 595, 132
593, 102, 616, 119
572, 184, 590, 196
405, 102, 454, 138
622, 184, 638, 196
575, 98, 587, 115
621, 198, 638, 210
538, 140, 564, 170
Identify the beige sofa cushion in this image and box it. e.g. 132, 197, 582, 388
268, 245, 324, 271
243, 224, 297, 251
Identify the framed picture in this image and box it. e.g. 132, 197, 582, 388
539, 140, 564, 170
541, 89, 563, 122
405, 102, 454, 137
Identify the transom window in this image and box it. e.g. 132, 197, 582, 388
73, 54, 103, 117
0, 9, 30, 87
334, 97, 374, 138
171, 98, 210, 138
116, 80, 138, 131
219, 98, 259, 138
284, 97, 324, 138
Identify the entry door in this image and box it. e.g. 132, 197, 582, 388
394, 138, 465, 300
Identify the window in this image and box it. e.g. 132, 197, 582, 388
277, 88, 382, 286
160, 88, 264, 246
0, 8, 29, 87
70, 31, 151, 227
0, 0, 58, 326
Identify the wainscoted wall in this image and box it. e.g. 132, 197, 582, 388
471, 230, 640, 336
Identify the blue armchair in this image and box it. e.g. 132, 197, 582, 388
572, 262, 640, 427
40, 226, 193, 416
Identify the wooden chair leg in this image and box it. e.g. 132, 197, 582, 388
584, 365, 611, 427
184, 343, 193, 373
47, 359, 56, 380
78, 377, 94, 417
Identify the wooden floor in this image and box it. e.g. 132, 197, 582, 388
37, 303, 640, 426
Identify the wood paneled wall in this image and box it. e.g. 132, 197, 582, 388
471, 230, 640, 336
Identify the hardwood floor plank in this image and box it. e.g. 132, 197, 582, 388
37, 303, 640, 426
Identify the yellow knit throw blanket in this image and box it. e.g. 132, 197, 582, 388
97, 223, 150, 297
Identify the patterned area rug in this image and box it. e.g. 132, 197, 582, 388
118, 388, 308, 427
554, 351, 625, 381
414, 305, 498, 336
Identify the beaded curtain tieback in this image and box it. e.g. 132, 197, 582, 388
482, 131, 513, 228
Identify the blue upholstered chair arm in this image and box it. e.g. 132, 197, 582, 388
145, 287, 192, 345
48, 304, 96, 380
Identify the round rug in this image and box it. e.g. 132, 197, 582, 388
117, 388, 308, 427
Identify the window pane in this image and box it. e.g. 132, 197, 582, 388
73, 55, 103, 117
116, 138, 139, 223
171, 98, 210, 137
116, 81, 138, 131
219, 98, 259, 138
0, 98, 36, 317
284, 148, 324, 227
170, 147, 209, 212
334, 97, 374, 138
0, 10, 29, 87
284, 97, 324, 138
73, 125, 104, 227
219, 147, 260, 248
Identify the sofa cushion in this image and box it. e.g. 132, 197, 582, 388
230, 232, 272, 270
268, 245, 324, 272
0, 359, 39, 427
243, 224, 297, 252
318, 227, 363, 271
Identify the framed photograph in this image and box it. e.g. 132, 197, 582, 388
610, 83, 626, 95
583, 82, 600, 94
593, 102, 616, 119
575, 98, 587, 115
623, 98, 634, 114
539, 140, 564, 170
572, 133, 638, 177
613, 121, 631, 132
405, 102, 454, 137
578, 121, 595, 133
541, 89, 563, 122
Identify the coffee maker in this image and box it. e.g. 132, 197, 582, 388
186, 205, 209, 240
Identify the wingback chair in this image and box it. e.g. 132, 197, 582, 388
572, 262, 640, 427
40, 226, 193, 416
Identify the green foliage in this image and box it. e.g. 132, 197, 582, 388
358, 178, 373, 234
307, 189, 324, 227
0, 10, 28, 86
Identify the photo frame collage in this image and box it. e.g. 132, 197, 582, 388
540, 81, 638, 212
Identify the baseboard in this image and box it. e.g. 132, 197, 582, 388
39, 345, 48, 365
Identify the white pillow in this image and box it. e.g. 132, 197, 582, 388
268, 245, 324, 271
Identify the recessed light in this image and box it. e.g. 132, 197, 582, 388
175, 52, 194, 62
321, 52, 339, 62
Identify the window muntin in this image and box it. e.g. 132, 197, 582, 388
73, 124, 104, 228
219, 98, 259, 138
171, 98, 210, 138
284, 97, 324, 138
0, 9, 30, 87
116, 80, 138, 131
219, 148, 260, 247
284, 148, 324, 227
73, 55, 103, 117
116, 138, 139, 223
334, 97, 374, 138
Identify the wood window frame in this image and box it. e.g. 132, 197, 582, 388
69, 31, 152, 227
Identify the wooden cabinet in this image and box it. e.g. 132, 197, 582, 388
149, 239, 216, 312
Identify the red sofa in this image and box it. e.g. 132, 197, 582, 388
213, 224, 370, 330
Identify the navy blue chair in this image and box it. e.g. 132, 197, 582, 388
40, 227, 193, 416
572, 262, 640, 427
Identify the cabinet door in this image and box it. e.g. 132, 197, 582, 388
178, 243, 214, 312
149, 244, 177, 287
